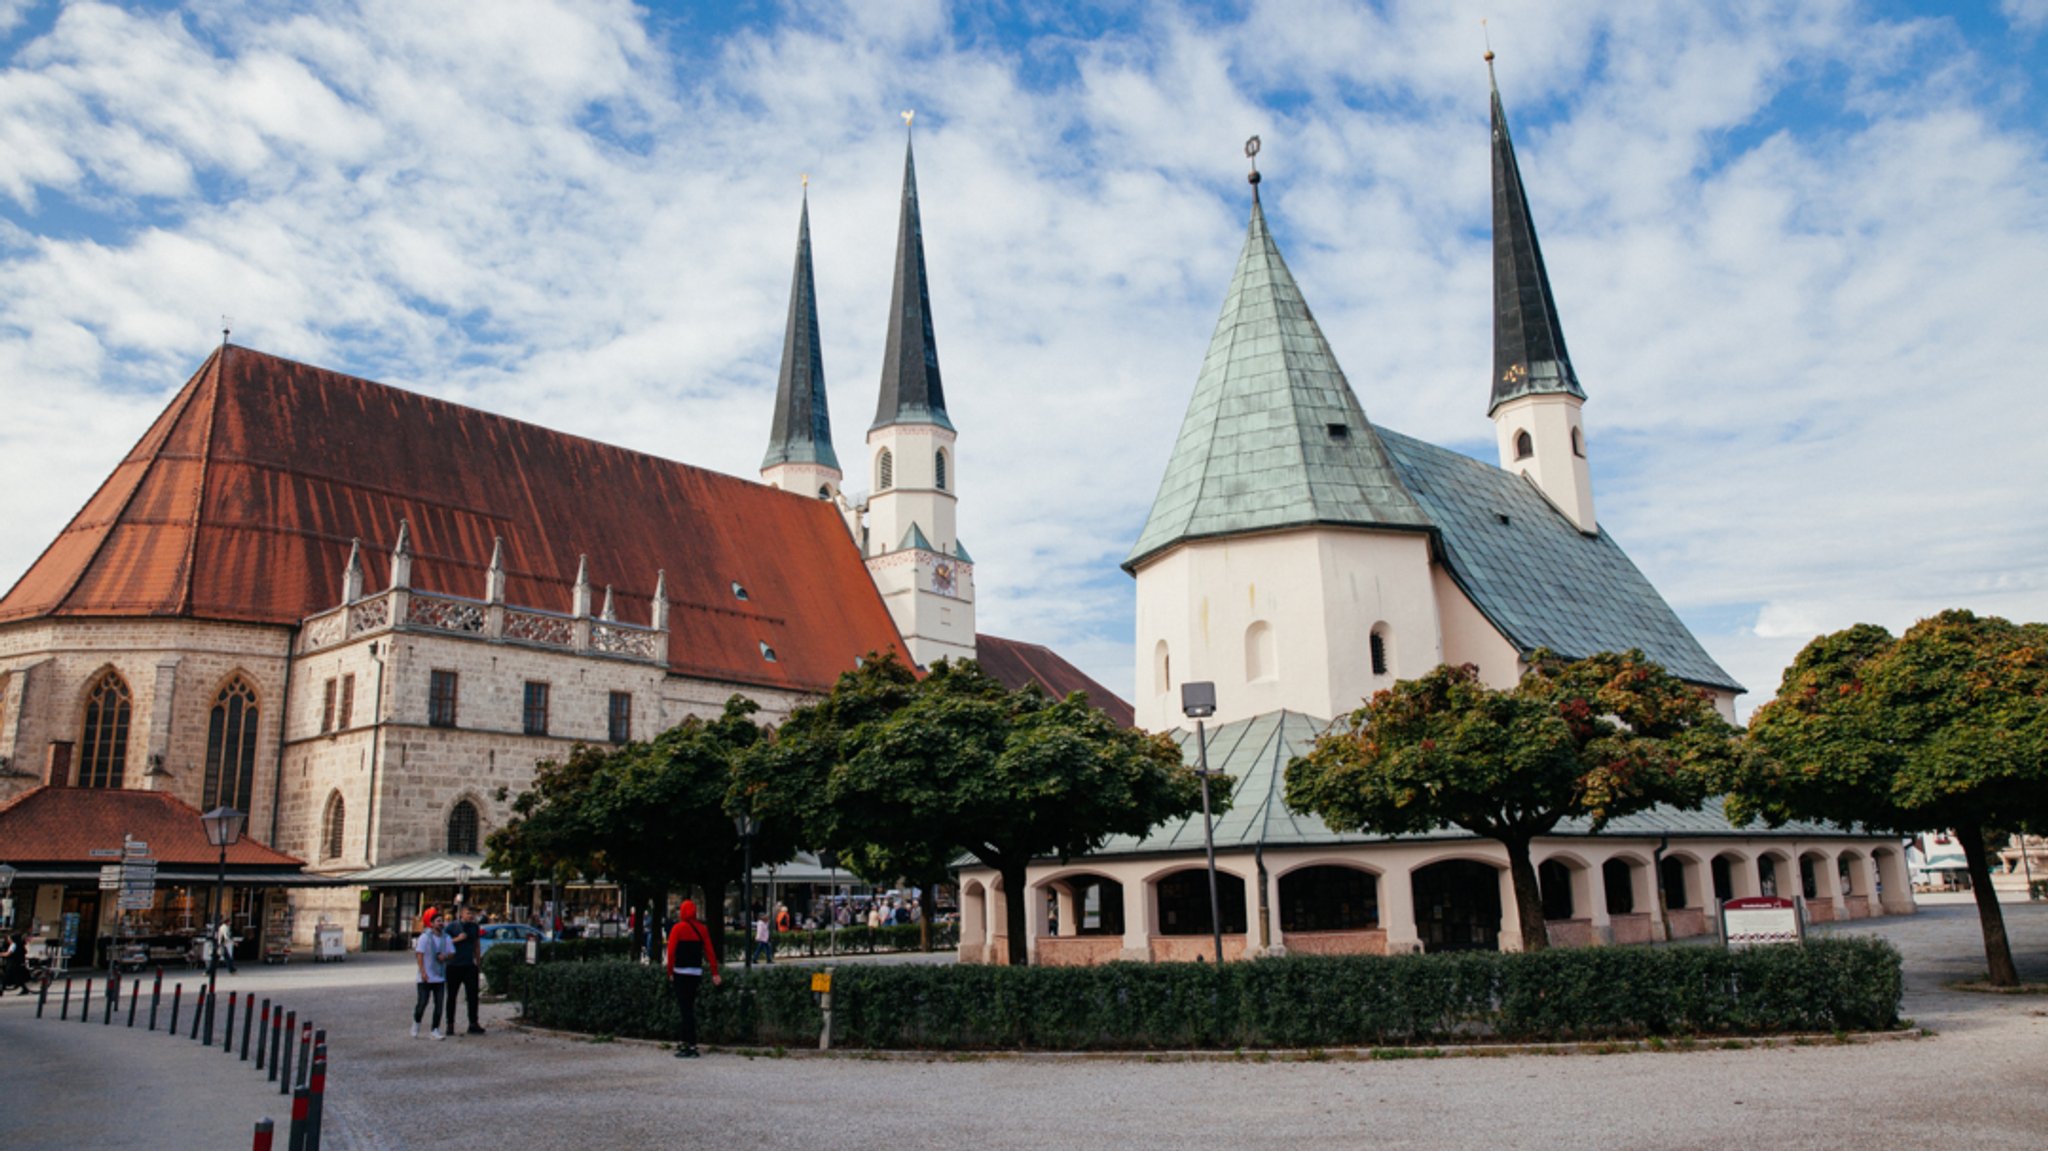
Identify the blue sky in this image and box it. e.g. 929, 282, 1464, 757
2, 0, 2044, 716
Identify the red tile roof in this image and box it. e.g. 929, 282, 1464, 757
975, 633, 1135, 728
0, 346, 909, 693
0, 786, 303, 867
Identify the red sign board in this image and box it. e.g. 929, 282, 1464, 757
1722, 896, 1795, 911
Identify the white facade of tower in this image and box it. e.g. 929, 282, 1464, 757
1491, 393, 1595, 535
863, 423, 973, 668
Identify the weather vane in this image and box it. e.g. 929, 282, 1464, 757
221, 315, 231, 347
1483, 17, 1494, 63
902, 109, 915, 129
1245, 135, 1261, 186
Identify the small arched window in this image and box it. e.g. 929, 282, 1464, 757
1570, 427, 1585, 458
878, 449, 894, 491
1154, 641, 1172, 695
203, 676, 261, 811
447, 800, 480, 856
1369, 625, 1392, 678
322, 792, 346, 861
1245, 621, 1275, 682
817, 485, 833, 500
1513, 430, 1534, 461
934, 448, 948, 491
79, 670, 133, 789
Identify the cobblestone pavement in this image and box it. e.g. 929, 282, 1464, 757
4, 897, 2043, 1150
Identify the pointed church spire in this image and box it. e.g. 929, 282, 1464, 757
763, 183, 841, 471
1488, 55, 1585, 416
872, 124, 952, 432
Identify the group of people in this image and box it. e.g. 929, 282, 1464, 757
409, 905, 486, 1040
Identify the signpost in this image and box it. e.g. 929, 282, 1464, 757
1721, 895, 1803, 948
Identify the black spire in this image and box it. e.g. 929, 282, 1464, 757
763, 189, 839, 471
1489, 56, 1585, 417
872, 132, 952, 432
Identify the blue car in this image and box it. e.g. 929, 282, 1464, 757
477, 923, 544, 956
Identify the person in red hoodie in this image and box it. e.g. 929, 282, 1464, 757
664, 899, 721, 1058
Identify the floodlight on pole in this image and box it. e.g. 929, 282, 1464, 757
1180, 682, 1225, 965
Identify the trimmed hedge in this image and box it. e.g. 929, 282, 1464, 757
512, 937, 1902, 1050
480, 926, 957, 996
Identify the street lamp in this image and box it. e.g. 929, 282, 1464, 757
199, 805, 245, 1040
733, 812, 758, 973
454, 863, 472, 910
1181, 682, 1225, 965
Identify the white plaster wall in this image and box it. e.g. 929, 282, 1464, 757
1493, 394, 1595, 535
1431, 568, 1524, 688
1132, 528, 1441, 730
760, 460, 843, 502
864, 424, 959, 554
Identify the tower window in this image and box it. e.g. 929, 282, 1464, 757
818, 485, 833, 500
934, 448, 948, 491
321, 678, 336, 733
1571, 427, 1585, 458
1514, 430, 1534, 461
1154, 641, 1172, 695
338, 674, 355, 729
1370, 627, 1390, 677
1245, 621, 1276, 683
878, 449, 894, 491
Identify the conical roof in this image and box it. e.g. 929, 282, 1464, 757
763, 193, 839, 470
1125, 190, 1429, 571
1489, 61, 1585, 415
871, 136, 952, 432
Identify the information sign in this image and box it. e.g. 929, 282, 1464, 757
99, 865, 122, 890
87, 848, 121, 858
1722, 896, 1803, 948
810, 971, 833, 994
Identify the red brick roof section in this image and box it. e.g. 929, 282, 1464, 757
0, 345, 909, 694
974, 633, 1135, 728
0, 786, 305, 867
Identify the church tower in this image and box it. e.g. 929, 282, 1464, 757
761, 185, 844, 501
1486, 55, 1597, 535
862, 127, 975, 667
1126, 152, 1438, 730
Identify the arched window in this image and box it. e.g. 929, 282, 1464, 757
447, 800, 480, 855
1153, 641, 1171, 695
203, 676, 261, 811
934, 448, 948, 491
1513, 430, 1534, 461
1570, 426, 1585, 458
1602, 859, 1636, 914
878, 449, 894, 491
1245, 621, 1275, 682
322, 792, 346, 862
1369, 624, 1392, 678
817, 485, 832, 500
79, 670, 133, 788
1539, 859, 1575, 920
1659, 856, 1689, 910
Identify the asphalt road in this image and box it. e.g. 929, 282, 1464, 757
4, 896, 2043, 1150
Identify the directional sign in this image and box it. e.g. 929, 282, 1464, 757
88, 848, 122, 858
99, 865, 122, 890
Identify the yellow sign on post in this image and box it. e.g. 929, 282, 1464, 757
810, 971, 832, 994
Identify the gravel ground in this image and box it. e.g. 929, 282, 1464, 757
5, 896, 2043, 1150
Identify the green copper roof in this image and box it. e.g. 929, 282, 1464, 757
872, 136, 952, 432
1124, 192, 1430, 571
763, 194, 840, 471
951, 538, 973, 563
1378, 429, 1742, 693
1489, 61, 1585, 416
897, 522, 934, 552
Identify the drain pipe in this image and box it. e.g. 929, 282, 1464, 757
266, 632, 298, 846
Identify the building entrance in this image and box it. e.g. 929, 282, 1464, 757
1412, 860, 1500, 952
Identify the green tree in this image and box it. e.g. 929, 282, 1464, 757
1285, 652, 1741, 951
825, 659, 1204, 966
1735, 610, 2048, 986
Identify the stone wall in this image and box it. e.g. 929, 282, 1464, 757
1279, 928, 1388, 956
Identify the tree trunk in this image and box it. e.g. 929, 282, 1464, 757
1959, 822, 2019, 987
1501, 834, 1550, 952
1000, 861, 1031, 967
919, 881, 939, 953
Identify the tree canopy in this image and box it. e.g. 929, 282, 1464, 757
1285, 651, 1741, 951
1735, 610, 2048, 985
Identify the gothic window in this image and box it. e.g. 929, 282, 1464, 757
1514, 430, 1534, 461
523, 681, 550, 736
1244, 621, 1275, 683
447, 800, 480, 856
934, 448, 948, 491
428, 670, 458, 728
878, 449, 894, 491
608, 691, 632, 743
322, 791, 346, 862
203, 676, 261, 811
79, 670, 133, 789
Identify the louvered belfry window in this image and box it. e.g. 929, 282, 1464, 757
79, 671, 133, 788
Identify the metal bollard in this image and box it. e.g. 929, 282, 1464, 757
190, 985, 207, 1039
36, 976, 50, 1018
60, 977, 72, 1021
149, 970, 163, 1031
295, 1021, 313, 1088
204, 983, 217, 1046
278, 1010, 296, 1095
267, 1008, 283, 1081
224, 991, 238, 1052
304, 1044, 327, 1151
242, 993, 258, 1059
251, 1117, 275, 1151
81, 977, 94, 1023
285, 1085, 310, 1151
168, 984, 182, 1034
128, 976, 140, 1027
256, 1000, 271, 1069
104, 977, 116, 1025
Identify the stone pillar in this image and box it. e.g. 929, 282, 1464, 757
1119, 876, 1152, 962
1588, 857, 1615, 946
1262, 863, 1287, 957
1496, 864, 1525, 952
1379, 862, 1420, 954
1051, 882, 1076, 938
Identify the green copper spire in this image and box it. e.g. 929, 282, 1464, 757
871, 131, 952, 432
764, 189, 840, 471
1489, 55, 1585, 416
1125, 171, 1429, 572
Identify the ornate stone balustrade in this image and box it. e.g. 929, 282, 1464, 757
299, 587, 665, 665
407, 592, 485, 634
591, 620, 662, 661
504, 608, 575, 647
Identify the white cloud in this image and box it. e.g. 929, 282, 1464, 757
0, 0, 2043, 721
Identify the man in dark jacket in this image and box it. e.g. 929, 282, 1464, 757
444, 906, 485, 1034
664, 899, 721, 1058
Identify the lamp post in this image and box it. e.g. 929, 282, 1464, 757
454, 864, 472, 912
1180, 683, 1225, 965
733, 812, 757, 973
199, 806, 245, 998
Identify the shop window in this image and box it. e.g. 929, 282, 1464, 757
203, 676, 260, 811
78, 670, 133, 788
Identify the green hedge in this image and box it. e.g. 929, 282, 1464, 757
512, 937, 1902, 1050
482, 925, 955, 995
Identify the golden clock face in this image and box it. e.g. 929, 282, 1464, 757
932, 562, 955, 596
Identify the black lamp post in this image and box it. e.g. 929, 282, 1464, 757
454, 863, 472, 912
733, 812, 758, 973
1181, 683, 1225, 965
199, 806, 245, 1002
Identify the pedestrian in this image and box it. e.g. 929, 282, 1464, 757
444, 905, 485, 1035
210, 915, 237, 975
751, 909, 773, 964
664, 899, 720, 1058
412, 907, 455, 1039
1, 932, 30, 995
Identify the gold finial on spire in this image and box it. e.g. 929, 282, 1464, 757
801, 172, 809, 189
1482, 18, 1495, 64
1245, 134, 1261, 186
901, 109, 915, 129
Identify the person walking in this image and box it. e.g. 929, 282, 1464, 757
751, 909, 773, 965
443, 906, 485, 1035
665, 899, 720, 1058
412, 908, 455, 1039
210, 915, 237, 975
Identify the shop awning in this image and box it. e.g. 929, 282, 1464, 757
1, 866, 348, 887
342, 852, 507, 887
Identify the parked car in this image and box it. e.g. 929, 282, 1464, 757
477, 922, 544, 956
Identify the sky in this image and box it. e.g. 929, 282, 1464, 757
1, 0, 2044, 719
